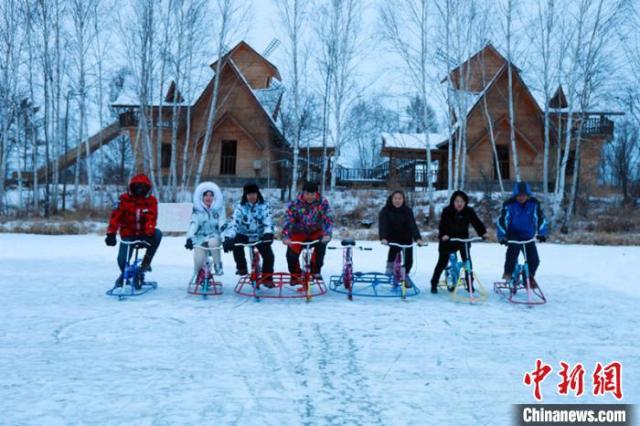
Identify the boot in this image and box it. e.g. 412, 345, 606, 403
529, 277, 538, 289
430, 282, 438, 294
236, 268, 248, 276
214, 263, 223, 276
141, 254, 152, 272
114, 275, 124, 288
384, 262, 393, 276
261, 274, 275, 288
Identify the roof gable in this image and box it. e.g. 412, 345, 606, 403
209, 41, 281, 84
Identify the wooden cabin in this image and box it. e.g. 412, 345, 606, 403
113, 40, 289, 187
436, 43, 618, 191
380, 133, 447, 189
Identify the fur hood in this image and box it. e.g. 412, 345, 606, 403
192, 181, 224, 212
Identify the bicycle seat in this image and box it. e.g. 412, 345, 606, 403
341, 238, 356, 246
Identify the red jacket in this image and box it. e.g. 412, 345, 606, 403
107, 174, 158, 238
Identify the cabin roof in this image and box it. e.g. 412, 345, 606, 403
381, 132, 449, 151
210, 41, 282, 81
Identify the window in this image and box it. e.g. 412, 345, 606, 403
566, 150, 576, 176
161, 144, 171, 169
220, 140, 237, 175
495, 145, 510, 180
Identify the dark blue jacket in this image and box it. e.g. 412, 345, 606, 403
496, 183, 548, 241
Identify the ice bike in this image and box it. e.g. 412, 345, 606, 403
493, 238, 547, 306
327, 238, 379, 301
386, 242, 423, 300
234, 239, 328, 302
106, 240, 158, 300
438, 237, 488, 303
187, 244, 223, 298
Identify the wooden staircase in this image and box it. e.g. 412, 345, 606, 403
16, 120, 123, 185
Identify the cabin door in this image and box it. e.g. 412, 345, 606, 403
220, 140, 237, 175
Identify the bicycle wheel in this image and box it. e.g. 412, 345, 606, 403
445, 268, 456, 292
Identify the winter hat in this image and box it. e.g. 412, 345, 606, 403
243, 182, 260, 196
302, 181, 319, 193
514, 181, 531, 196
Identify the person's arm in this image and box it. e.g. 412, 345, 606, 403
408, 209, 422, 241
378, 208, 389, 241
262, 202, 275, 235
225, 204, 242, 239
535, 201, 549, 237
469, 208, 488, 237
281, 202, 295, 240
496, 202, 510, 241
145, 197, 158, 236
106, 197, 124, 235
320, 199, 333, 237
186, 210, 199, 239
438, 208, 448, 239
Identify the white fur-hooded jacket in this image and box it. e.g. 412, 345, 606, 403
186, 182, 226, 244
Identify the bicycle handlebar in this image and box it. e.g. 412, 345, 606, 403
328, 246, 373, 251
449, 237, 483, 243
385, 242, 424, 248
506, 237, 537, 245
287, 240, 320, 246
120, 240, 150, 247
234, 240, 273, 247
194, 245, 223, 250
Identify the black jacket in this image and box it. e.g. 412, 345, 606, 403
378, 194, 421, 244
438, 191, 487, 241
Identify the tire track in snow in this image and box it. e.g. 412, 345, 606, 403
291, 323, 385, 425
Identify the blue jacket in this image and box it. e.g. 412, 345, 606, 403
496, 183, 548, 241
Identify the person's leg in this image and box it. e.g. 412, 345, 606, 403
403, 247, 415, 287
404, 246, 414, 273
430, 249, 451, 287
525, 242, 540, 277
503, 243, 521, 279
286, 233, 304, 274
385, 246, 400, 275
208, 236, 222, 274
309, 231, 326, 274
141, 229, 162, 269
257, 242, 275, 274
117, 239, 130, 273
232, 234, 249, 274
193, 245, 206, 275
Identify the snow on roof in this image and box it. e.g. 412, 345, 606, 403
381, 132, 449, 150
112, 63, 213, 108
303, 136, 335, 149
253, 80, 284, 118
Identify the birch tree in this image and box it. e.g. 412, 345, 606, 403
380, 0, 436, 211
501, 0, 521, 182
193, 0, 248, 187
275, 0, 312, 196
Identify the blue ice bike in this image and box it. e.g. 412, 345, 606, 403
106, 240, 157, 300
439, 237, 488, 303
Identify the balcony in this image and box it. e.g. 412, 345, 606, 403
578, 116, 614, 137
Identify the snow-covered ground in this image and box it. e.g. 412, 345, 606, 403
1, 234, 638, 425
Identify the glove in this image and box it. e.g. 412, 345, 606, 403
537, 235, 547, 243
499, 238, 508, 246
105, 234, 117, 246
185, 238, 193, 250
260, 233, 274, 244
223, 237, 235, 253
